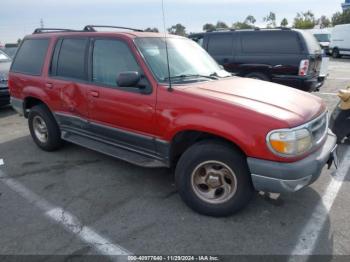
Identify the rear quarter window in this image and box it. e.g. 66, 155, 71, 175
11, 39, 49, 75
241, 31, 301, 54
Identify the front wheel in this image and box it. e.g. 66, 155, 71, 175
175, 141, 254, 217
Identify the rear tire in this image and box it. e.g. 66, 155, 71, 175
245, 72, 270, 81
28, 104, 63, 151
175, 141, 254, 217
332, 48, 341, 59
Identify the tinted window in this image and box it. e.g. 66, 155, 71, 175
56, 38, 88, 80
241, 31, 301, 54
92, 39, 140, 87
299, 31, 322, 54
207, 34, 233, 56
11, 39, 49, 75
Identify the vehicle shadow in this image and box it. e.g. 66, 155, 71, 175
0, 135, 338, 256
0, 105, 15, 119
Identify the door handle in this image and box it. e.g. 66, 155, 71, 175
89, 90, 99, 98
45, 83, 53, 89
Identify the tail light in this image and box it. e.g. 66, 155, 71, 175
299, 59, 309, 76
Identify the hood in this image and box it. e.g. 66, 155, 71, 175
183, 77, 325, 127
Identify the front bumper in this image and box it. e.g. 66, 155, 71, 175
247, 131, 337, 193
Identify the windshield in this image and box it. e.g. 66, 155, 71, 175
135, 37, 231, 83
313, 34, 331, 43
0, 50, 11, 62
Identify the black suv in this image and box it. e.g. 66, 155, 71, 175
189, 28, 324, 92
0, 50, 11, 107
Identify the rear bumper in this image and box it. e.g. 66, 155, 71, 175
272, 75, 324, 92
247, 131, 337, 193
10, 97, 24, 115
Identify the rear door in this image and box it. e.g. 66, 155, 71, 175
49, 37, 90, 131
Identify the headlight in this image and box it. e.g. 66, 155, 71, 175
267, 128, 313, 157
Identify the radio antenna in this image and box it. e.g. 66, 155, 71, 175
161, 0, 173, 92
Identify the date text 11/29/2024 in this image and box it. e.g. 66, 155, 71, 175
127, 255, 219, 261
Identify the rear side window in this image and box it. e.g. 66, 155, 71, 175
11, 39, 49, 75
207, 34, 233, 56
241, 31, 301, 54
56, 38, 88, 80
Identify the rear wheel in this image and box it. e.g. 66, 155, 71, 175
245, 72, 270, 81
175, 141, 254, 217
28, 104, 63, 151
332, 48, 341, 59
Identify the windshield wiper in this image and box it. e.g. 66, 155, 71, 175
163, 74, 218, 81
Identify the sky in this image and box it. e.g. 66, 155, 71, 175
0, 0, 345, 44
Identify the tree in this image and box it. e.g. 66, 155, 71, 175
317, 15, 331, 28
280, 18, 289, 27
144, 27, 159, 32
232, 22, 251, 29
203, 23, 216, 32
264, 12, 276, 28
232, 22, 254, 29
232, 15, 256, 29
168, 23, 187, 36
332, 10, 350, 26
245, 15, 256, 26
216, 21, 229, 29
293, 11, 316, 29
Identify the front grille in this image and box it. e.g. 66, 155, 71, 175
308, 112, 328, 145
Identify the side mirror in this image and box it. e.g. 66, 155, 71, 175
117, 71, 141, 87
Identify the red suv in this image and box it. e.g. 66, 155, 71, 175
9, 26, 336, 216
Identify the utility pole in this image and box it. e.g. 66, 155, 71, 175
40, 18, 44, 28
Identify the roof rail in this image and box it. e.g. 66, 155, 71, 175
83, 25, 144, 32
214, 28, 235, 32
254, 27, 291, 31
33, 28, 79, 34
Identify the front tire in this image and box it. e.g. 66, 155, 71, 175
28, 104, 63, 151
175, 141, 253, 217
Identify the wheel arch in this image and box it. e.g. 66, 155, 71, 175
23, 96, 49, 118
169, 129, 248, 168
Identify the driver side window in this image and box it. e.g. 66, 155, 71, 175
92, 39, 141, 87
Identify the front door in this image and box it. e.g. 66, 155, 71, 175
87, 38, 157, 154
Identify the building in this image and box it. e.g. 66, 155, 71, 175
342, 0, 350, 11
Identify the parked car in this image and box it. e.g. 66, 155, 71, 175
9, 26, 336, 216
0, 47, 18, 59
307, 28, 332, 54
189, 28, 325, 92
0, 50, 11, 107
329, 24, 350, 58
